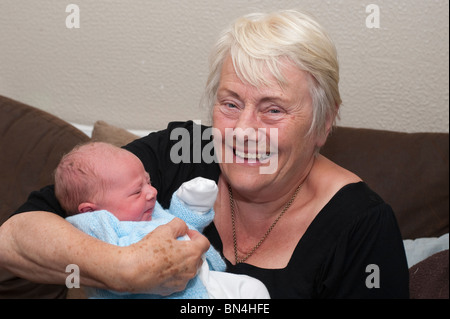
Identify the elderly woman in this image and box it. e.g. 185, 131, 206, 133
0, 10, 408, 298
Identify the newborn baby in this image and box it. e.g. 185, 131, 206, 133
55, 142, 269, 299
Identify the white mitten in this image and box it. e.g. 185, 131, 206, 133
176, 177, 218, 213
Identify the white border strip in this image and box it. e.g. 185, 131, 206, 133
70, 123, 153, 138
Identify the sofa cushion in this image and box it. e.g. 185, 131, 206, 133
409, 249, 449, 299
0, 95, 90, 225
321, 127, 449, 239
403, 233, 449, 268
92, 120, 139, 146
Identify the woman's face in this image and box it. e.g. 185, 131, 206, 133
212, 56, 326, 199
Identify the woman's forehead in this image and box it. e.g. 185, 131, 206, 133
219, 55, 310, 100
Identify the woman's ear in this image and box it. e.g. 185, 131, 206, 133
78, 202, 98, 214
317, 104, 339, 148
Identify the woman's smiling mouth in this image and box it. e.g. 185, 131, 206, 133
233, 148, 272, 161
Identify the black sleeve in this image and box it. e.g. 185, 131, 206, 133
317, 202, 410, 299
12, 121, 221, 219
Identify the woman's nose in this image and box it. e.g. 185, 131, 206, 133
235, 106, 257, 131
234, 107, 259, 143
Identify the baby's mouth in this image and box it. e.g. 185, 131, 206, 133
143, 207, 154, 221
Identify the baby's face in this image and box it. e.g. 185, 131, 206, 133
97, 150, 157, 221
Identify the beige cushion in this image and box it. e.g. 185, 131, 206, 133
92, 120, 139, 147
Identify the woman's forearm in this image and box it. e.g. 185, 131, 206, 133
0, 212, 209, 294
0, 211, 126, 289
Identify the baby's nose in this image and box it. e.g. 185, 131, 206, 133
145, 184, 157, 201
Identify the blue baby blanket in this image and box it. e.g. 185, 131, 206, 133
66, 194, 226, 299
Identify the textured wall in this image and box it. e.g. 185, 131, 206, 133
0, 0, 448, 132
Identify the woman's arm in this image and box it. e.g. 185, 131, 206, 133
0, 211, 209, 295
2, 121, 216, 295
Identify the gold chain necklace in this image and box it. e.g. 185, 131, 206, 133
228, 182, 303, 264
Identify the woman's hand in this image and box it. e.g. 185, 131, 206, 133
119, 217, 210, 295
0, 212, 209, 295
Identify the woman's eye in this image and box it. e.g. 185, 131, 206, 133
267, 107, 284, 115
226, 103, 237, 109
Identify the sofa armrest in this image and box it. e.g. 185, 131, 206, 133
0, 95, 90, 299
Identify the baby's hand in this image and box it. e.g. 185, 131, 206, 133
176, 177, 218, 213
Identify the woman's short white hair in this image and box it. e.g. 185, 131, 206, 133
203, 9, 341, 137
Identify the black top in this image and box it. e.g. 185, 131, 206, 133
204, 182, 409, 298
13, 121, 409, 298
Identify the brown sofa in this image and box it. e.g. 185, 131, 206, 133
1, 95, 448, 298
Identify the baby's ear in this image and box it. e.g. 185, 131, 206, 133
78, 202, 97, 213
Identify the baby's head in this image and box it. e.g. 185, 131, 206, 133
55, 142, 157, 221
